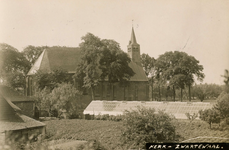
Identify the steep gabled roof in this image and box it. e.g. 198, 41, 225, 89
27, 47, 148, 81
0, 94, 45, 132
27, 47, 81, 75
129, 27, 139, 45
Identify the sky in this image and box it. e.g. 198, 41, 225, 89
0, 0, 229, 85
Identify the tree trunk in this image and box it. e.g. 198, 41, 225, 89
173, 85, 175, 101
151, 84, 153, 101
158, 85, 161, 101
180, 88, 183, 102
91, 87, 95, 100
188, 85, 191, 101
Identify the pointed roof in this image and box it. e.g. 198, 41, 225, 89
0, 93, 45, 132
129, 27, 138, 45
27, 47, 81, 75
27, 46, 147, 81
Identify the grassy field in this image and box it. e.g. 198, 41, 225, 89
40, 118, 229, 149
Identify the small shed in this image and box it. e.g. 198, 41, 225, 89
0, 94, 45, 145
0, 85, 35, 118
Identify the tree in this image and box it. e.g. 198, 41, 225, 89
199, 108, 221, 129
122, 106, 176, 148
49, 83, 82, 118
214, 92, 229, 119
221, 69, 229, 93
99, 39, 135, 96
74, 33, 103, 100
192, 83, 222, 101
35, 83, 81, 118
34, 69, 73, 91
141, 53, 156, 100
155, 51, 204, 101
74, 33, 135, 100
22, 45, 48, 66
0, 43, 30, 91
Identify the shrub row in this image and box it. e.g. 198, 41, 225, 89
84, 114, 123, 121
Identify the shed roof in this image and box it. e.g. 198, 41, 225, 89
0, 94, 45, 132
27, 47, 148, 82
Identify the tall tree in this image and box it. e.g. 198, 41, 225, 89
99, 39, 135, 85
74, 33, 135, 100
155, 51, 204, 101
0, 43, 30, 91
74, 33, 103, 100
221, 69, 229, 93
141, 53, 156, 100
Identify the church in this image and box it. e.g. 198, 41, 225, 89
26, 28, 149, 101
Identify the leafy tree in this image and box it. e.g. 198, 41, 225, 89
34, 69, 73, 91
222, 69, 229, 85
35, 83, 82, 118
221, 69, 229, 93
99, 39, 134, 84
199, 108, 221, 129
192, 83, 222, 101
141, 53, 156, 100
214, 92, 229, 119
22, 45, 48, 66
74, 33, 134, 100
0, 43, 30, 91
35, 87, 52, 117
74, 33, 103, 100
49, 83, 82, 118
155, 51, 204, 101
122, 106, 176, 149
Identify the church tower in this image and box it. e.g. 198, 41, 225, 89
127, 27, 141, 66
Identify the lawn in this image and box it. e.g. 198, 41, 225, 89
40, 118, 229, 150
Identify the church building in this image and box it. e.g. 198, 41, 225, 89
26, 28, 149, 101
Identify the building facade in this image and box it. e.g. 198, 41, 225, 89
26, 28, 149, 101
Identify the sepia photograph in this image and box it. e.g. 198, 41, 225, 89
0, 0, 229, 149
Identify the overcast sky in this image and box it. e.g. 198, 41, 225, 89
0, 0, 228, 85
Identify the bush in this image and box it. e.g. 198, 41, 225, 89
214, 92, 229, 119
199, 108, 221, 128
121, 106, 176, 149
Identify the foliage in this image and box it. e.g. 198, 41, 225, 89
221, 69, 229, 86
22, 45, 48, 66
199, 108, 221, 128
121, 106, 176, 148
78, 139, 107, 150
155, 51, 204, 101
74, 33, 134, 99
34, 69, 73, 90
93, 114, 123, 121
141, 53, 156, 100
141, 53, 156, 77
35, 83, 82, 118
0, 43, 30, 90
35, 87, 53, 117
192, 83, 222, 101
99, 39, 135, 84
214, 92, 229, 119
185, 112, 198, 123
49, 83, 82, 118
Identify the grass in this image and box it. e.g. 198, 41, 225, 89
40, 119, 229, 150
